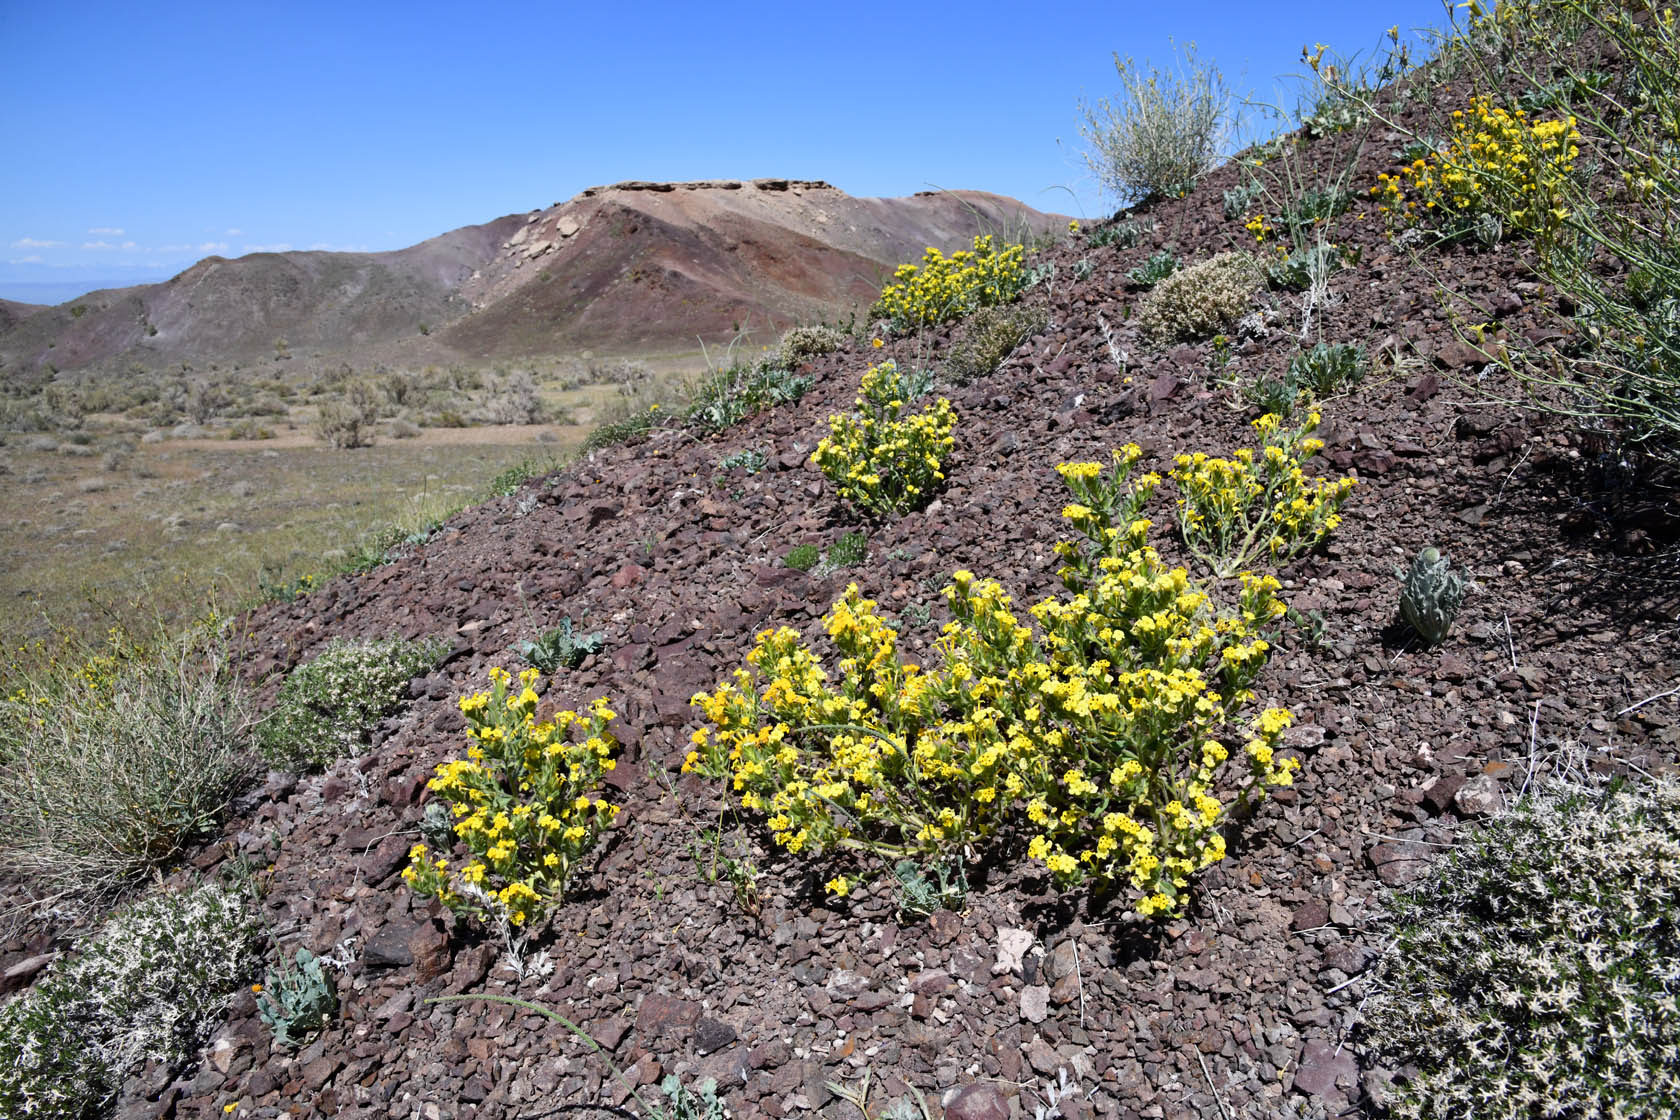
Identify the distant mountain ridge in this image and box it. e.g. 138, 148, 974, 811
0, 179, 1065, 382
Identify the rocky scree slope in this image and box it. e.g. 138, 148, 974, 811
13, 85, 1680, 1120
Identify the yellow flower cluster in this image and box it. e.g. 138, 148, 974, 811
403, 667, 619, 927
871, 235, 1026, 331
810, 361, 956, 517
688, 448, 1306, 917
1171, 412, 1357, 579
1372, 95, 1580, 239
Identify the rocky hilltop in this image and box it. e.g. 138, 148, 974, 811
0, 181, 1062, 383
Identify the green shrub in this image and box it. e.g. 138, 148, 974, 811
871, 236, 1025, 332
1078, 44, 1231, 204
1135, 252, 1265, 343
1126, 250, 1180, 288
0, 881, 261, 1120
1265, 243, 1343, 291
405, 668, 619, 928
944, 304, 1048, 384
0, 629, 252, 904
313, 380, 383, 449
825, 531, 868, 570
810, 361, 956, 517
1287, 341, 1366, 397
685, 363, 811, 433
784, 544, 820, 572
1240, 369, 1307, 419
1223, 180, 1263, 220
1365, 774, 1680, 1119
716, 448, 769, 474
257, 636, 446, 770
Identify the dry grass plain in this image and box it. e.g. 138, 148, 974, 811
0, 354, 704, 648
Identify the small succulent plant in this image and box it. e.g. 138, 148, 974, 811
1398, 546, 1467, 646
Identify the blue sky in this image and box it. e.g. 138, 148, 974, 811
0, 0, 1451, 303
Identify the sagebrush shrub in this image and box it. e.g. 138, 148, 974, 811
1365, 775, 1680, 1118
1135, 252, 1265, 342
1079, 45, 1231, 205
0, 881, 260, 1120
257, 635, 446, 770
810, 361, 955, 517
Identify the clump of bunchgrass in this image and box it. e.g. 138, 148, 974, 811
944, 304, 1048, 384
810, 361, 955, 518
1136, 252, 1266, 343
1364, 772, 1680, 1119
0, 880, 261, 1120
1079, 43, 1231, 205
256, 635, 447, 770
784, 544, 820, 572
0, 624, 253, 905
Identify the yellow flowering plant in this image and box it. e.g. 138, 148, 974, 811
404, 667, 619, 927
1372, 95, 1580, 243
688, 447, 1311, 917
871, 235, 1026, 332
1171, 411, 1357, 580
810, 361, 956, 518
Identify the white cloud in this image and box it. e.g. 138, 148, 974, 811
11, 237, 64, 249
241, 242, 292, 254
199, 241, 229, 254
8, 255, 44, 264
224, 228, 243, 236
87, 226, 124, 236
82, 240, 139, 251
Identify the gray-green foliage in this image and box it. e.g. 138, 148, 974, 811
1265, 243, 1343, 291
257, 635, 446, 769
1222, 180, 1263, 220
1126, 250, 1180, 289
660, 1074, 727, 1120
0, 882, 261, 1120
1287, 341, 1366, 397
1079, 44, 1231, 204
1365, 776, 1680, 1118
685, 362, 811, 433
1084, 217, 1155, 249
825, 531, 868, 571
0, 632, 252, 903
1397, 547, 1467, 647
893, 858, 967, 921
258, 948, 338, 1049
513, 617, 605, 673
716, 448, 769, 475
1136, 252, 1265, 342
775, 324, 846, 368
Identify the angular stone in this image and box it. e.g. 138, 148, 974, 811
944, 1082, 1010, 1120
363, 920, 418, 969
1020, 984, 1050, 1024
